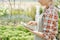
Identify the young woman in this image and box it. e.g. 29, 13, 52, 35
27, 0, 59, 40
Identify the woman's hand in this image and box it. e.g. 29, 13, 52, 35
27, 21, 37, 26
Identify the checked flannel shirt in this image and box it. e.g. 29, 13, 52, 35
41, 5, 59, 40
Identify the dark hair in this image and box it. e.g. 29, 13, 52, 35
50, 0, 53, 1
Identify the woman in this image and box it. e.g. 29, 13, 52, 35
27, 0, 59, 40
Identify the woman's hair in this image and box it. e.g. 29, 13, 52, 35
47, 0, 53, 2
50, 0, 53, 1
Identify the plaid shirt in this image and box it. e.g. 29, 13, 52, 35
42, 5, 58, 40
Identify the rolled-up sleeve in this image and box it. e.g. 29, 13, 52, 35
42, 9, 58, 40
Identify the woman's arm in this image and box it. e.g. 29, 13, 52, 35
24, 25, 44, 38
27, 21, 37, 26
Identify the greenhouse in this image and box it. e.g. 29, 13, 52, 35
0, 0, 60, 40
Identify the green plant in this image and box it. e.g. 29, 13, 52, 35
53, 0, 60, 7
0, 25, 34, 40
58, 18, 60, 30
58, 11, 60, 18
0, 7, 8, 16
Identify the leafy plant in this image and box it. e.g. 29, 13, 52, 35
58, 18, 60, 30
53, 0, 60, 7
58, 11, 60, 18
0, 25, 34, 40
0, 7, 8, 16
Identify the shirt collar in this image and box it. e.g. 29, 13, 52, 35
44, 4, 54, 12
